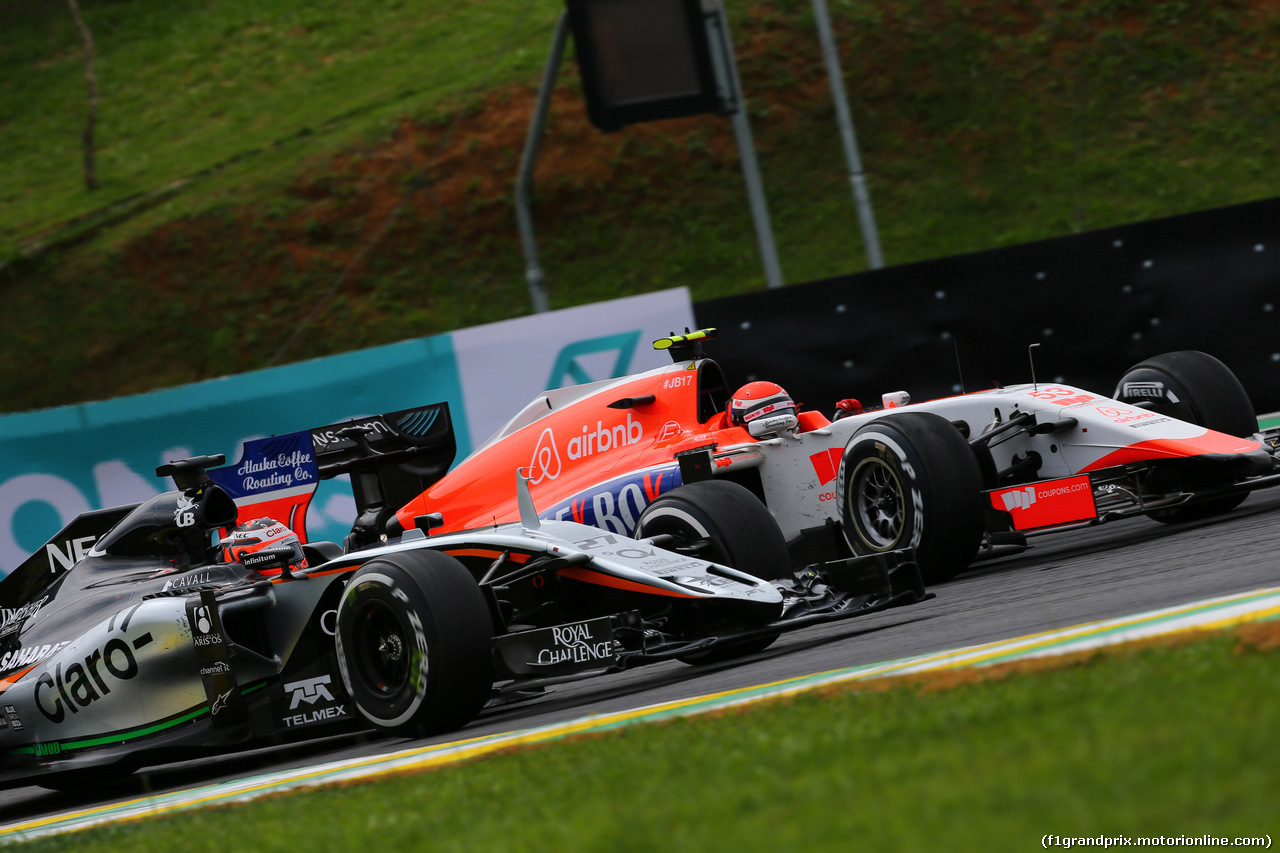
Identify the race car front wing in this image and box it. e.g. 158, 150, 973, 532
490, 549, 928, 694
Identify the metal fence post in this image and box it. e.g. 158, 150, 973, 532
515, 12, 570, 314
812, 0, 884, 269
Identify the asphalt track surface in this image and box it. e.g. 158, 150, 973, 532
4, 488, 1279, 826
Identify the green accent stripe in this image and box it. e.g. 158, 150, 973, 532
63, 707, 210, 750
8, 708, 208, 756
10, 681, 270, 755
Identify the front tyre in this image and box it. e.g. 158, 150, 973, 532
634, 479, 790, 582
635, 479, 789, 663
839, 412, 984, 584
1114, 350, 1256, 522
336, 550, 494, 738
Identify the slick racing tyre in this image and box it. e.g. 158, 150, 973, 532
1115, 350, 1257, 438
635, 479, 789, 663
839, 412, 984, 585
635, 479, 791, 582
336, 550, 494, 738
1114, 351, 1256, 523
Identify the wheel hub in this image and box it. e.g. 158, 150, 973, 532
379, 632, 405, 663
852, 459, 904, 547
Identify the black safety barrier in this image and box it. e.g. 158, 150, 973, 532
695, 196, 1280, 417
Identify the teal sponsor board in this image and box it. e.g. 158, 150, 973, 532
0, 336, 467, 575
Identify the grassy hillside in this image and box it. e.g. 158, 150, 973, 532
2, 0, 1278, 412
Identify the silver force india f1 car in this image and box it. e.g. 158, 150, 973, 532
0, 421, 927, 788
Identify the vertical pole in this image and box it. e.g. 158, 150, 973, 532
730, 107, 785, 289
705, 3, 784, 289
515, 12, 570, 314
812, 0, 884, 269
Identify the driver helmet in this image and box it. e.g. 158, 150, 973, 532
728, 381, 799, 438
221, 517, 308, 575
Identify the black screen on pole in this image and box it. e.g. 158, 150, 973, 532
568, 0, 723, 131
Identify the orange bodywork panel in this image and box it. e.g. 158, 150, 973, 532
395, 362, 757, 534
1080, 431, 1264, 472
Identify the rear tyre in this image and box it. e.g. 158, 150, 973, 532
839, 412, 984, 584
1114, 351, 1256, 522
635, 480, 788, 663
336, 550, 494, 738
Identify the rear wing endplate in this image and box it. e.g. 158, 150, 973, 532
310, 402, 457, 549
208, 403, 456, 548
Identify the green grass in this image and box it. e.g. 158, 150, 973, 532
11, 627, 1278, 851
2, 0, 1279, 412
0, 0, 558, 248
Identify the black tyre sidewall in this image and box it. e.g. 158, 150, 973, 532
839, 412, 984, 584
1114, 350, 1256, 438
635, 479, 791, 581
635, 479, 787, 662
336, 551, 493, 737
1114, 350, 1256, 521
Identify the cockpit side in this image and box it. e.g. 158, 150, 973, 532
93, 485, 238, 568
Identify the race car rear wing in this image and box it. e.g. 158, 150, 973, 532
310, 400, 455, 489
309, 402, 457, 549
208, 402, 456, 551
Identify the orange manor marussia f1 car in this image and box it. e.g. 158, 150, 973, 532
386, 329, 1280, 585
0, 415, 927, 787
